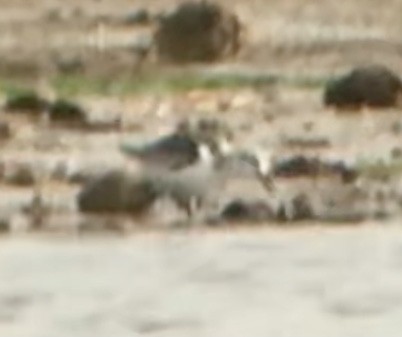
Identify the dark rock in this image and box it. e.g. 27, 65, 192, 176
220, 199, 275, 223
154, 0, 242, 63
324, 65, 402, 109
291, 193, 314, 220
77, 169, 158, 215
48, 99, 87, 125
273, 156, 321, 178
4, 91, 49, 114
273, 155, 358, 183
329, 161, 359, 184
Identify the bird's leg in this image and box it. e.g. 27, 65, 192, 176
23, 187, 47, 231
170, 196, 200, 228
259, 172, 276, 193
186, 196, 204, 227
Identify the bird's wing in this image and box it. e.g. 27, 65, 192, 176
120, 134, 200, 170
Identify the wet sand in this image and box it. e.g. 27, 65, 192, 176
1, 223, 402, 336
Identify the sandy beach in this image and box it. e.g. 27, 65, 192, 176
0, 224, 402, 336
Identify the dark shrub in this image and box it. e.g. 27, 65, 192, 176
324, 65, 402, 109
155, 1, 242, 63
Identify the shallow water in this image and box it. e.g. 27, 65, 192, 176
1, 224, 402, 337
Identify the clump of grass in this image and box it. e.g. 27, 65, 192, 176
3, 86, 49, 112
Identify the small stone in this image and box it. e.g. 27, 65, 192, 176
220, 199, 275, 223
292, 193, 314, 220
5, 163, 36, 186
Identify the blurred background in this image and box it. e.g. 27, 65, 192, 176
0, 0, 402, 336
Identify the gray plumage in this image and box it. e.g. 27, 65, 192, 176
120, 133, 201, 170
143, 149, 274, 221
119, 118, 233, 171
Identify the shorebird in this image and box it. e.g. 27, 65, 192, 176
119, 118, 274, 224
143, 147, 275, 224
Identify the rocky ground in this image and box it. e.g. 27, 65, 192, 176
0, 0, 402, 335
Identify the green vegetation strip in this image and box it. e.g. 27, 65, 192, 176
51, 72, 278, 96
0, 71, 330, 97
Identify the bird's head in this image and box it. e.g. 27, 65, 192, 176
176, 117, 234, 154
